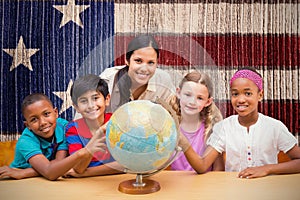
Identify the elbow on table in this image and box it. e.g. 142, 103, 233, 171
45, 175, 60, 181
42, 172, 61, 181
192, 164, 209, 174
192, 161, 212, 174
194, 168, 207, 174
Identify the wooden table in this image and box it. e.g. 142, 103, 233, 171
0, 171, 299, 200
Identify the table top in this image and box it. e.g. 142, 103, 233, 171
0, 171, 299, 200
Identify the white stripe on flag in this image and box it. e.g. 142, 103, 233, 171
115, 3, 300, 34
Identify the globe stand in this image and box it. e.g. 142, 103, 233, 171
118, 174, 160, 194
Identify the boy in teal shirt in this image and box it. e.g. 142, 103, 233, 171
0, 93, 104, 180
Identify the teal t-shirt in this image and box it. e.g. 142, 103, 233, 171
10, 118, 68, 169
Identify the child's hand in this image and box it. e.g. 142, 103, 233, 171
99, 121, 108, 133
178, 131, 191, 152
85, 128, 107, 155
0, 166, 24, 180
64, 168, 93, 178
64, 168, 81, 178
63, 168, 83, 178
238, 165, 270, 179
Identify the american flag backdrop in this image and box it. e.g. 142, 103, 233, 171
0, 0, 114, 140
0, 0, 299, 141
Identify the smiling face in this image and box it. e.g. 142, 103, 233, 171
74, 90, 110, 123
126, 46, 158, 90
177, 81, 212, 117
230, 78, 263, 121
23, 99, 58, 140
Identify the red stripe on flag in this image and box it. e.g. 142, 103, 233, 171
114, 35, 300, 68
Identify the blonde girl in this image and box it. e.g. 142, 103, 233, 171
170, 71, 224, 171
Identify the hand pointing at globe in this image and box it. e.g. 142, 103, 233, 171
85, 128, 107, 155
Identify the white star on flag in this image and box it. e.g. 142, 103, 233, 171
3, 36, 39, 71
53, 80, 74, 114
53, 0, 90, 28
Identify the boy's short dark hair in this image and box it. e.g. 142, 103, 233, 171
71, 74, 109, 106
22, 93, 53, 116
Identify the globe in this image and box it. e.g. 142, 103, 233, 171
106, 100, 178, 174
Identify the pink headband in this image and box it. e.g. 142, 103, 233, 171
230, 69, 263, 90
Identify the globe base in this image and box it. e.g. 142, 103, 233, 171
118, 178, 160, 195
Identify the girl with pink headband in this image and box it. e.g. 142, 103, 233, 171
179, 67, 300, 178
229, 68, 263, 91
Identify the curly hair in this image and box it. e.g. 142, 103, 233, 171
169, 71, 223, 141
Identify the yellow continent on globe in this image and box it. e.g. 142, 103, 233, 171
107, 120, 122, 149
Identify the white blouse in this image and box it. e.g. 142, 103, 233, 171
207, 113, 297, 172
